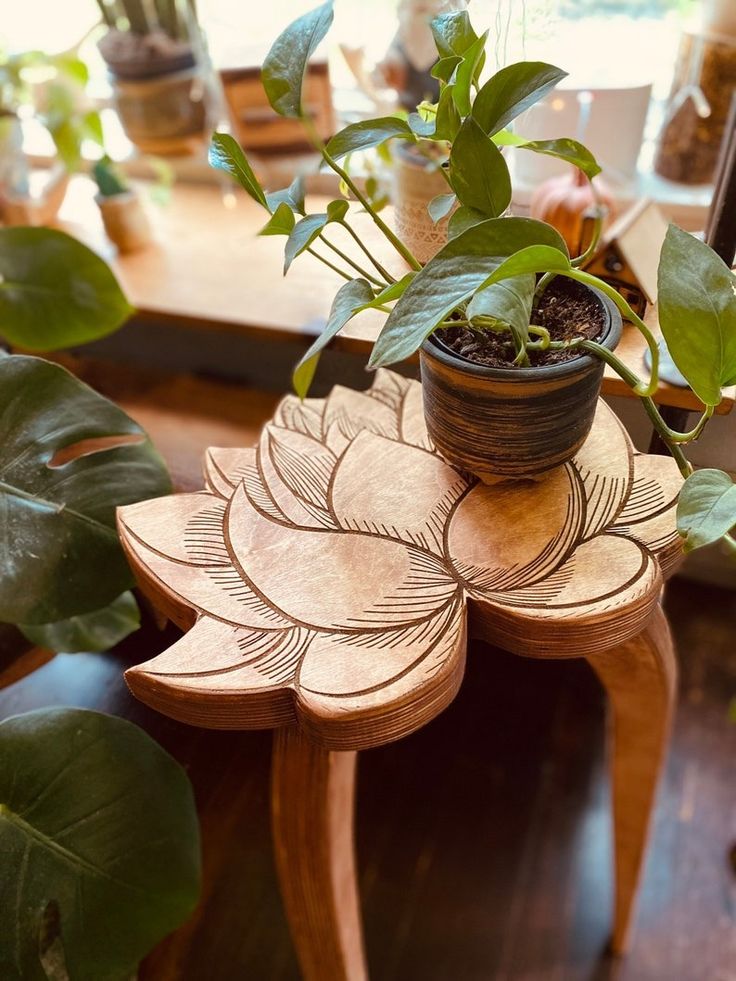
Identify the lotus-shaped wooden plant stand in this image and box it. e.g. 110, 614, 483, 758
118, 371, 683, 980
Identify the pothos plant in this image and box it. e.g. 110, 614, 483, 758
0, 48, 103, 174
0, 227, 201, 980
209, 1, 736, 554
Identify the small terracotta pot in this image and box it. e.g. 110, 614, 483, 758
419, 286, 622, 482
97, 192, 152, 253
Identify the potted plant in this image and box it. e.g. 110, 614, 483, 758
93, 154, 153, 252
96, 0, 207, 154
210, 2, 736, 553
0, 48, 103, 224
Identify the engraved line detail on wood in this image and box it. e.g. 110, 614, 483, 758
118, 370, 683, 750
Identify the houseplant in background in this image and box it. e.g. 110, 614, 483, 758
391, 139, 457, 264
0, 47, 103, 224
92, 153, 153, 252
96, 0, 208, 154
0, 225, 201, 978
210, 1, 736, 551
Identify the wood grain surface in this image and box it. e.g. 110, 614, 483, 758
116, 372, 686, 973
118, 370, 684, 750
588, 602, 677, 954
272, 726, 367, 981
2, 358, 732, 978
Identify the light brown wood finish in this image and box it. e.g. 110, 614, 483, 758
58, 177, 733, 415
118, 371, 684, 975
272, 726, 366, 981
588, 602, 677, 955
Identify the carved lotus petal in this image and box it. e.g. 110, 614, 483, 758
118, 371, 682, 750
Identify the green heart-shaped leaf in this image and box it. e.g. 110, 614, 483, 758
476, 244, 572, 288
326, 198, 349, 222
472, 62, 567, 135
447, 206, 487, 239
209, 133, 267, 207
430, 10, 479, 58
658, 225, 736, 407
407, 112, 436, 137
449, 117, 511, 217
0, 355, 171, 625
325, 117, 414, 161
428, 192, 457, 223
262, 0, 334, 118
0, 707, 200, 981
369, 217, 568, 367
293, 278, 374, 397
283, 213, 328, 273
359, 272, 415, 309
431, 55, 461, 83
451, 30, 488, 117
467, 274, 536, 352
433, 84, 461, 141
20, 592, 140, 653
0, 228, 132, 351
677, 469, 736, 551
259, 201, 296, 236
514, 137, 601, 180
266, 175, 306, 215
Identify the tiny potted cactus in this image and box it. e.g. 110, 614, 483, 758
210, 2, 736, 553
93, 155, 152, 253
95, 0, 207, 154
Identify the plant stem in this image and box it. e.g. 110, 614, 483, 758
574, 338, 701, 477
122, 0, 149, 34
534, 270, 556, 301
649, 403, 714, 443
306, 246, 353, 281
319, 235, 384, 287
338, 219, 396, 283
639, 398, 693, 477
303, 116, 423, 271
95, 0, 116, 27
570, 209, 603, 268
528, 324, 551, 348
561, 269, 661, 398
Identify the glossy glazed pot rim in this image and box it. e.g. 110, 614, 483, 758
421, 284, 622, 383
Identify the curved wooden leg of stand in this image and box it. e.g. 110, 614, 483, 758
271, 725, 367, 981
587, 603, 677, 956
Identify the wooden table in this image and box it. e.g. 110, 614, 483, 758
117, 370, 683, 980
58, 177, 734, 417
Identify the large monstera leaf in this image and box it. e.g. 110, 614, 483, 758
0, 356, 171, 625
0, 708, 201, 981
19, 591, 141, 654
0, 228, 132, 351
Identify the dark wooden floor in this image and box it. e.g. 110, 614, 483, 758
2, 577, 735, 980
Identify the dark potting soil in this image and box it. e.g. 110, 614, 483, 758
435, 277, 606, 368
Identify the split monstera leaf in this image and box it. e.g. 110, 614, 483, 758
0, 227, 171, 649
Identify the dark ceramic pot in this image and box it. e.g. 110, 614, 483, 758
419, 285, 622, 482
